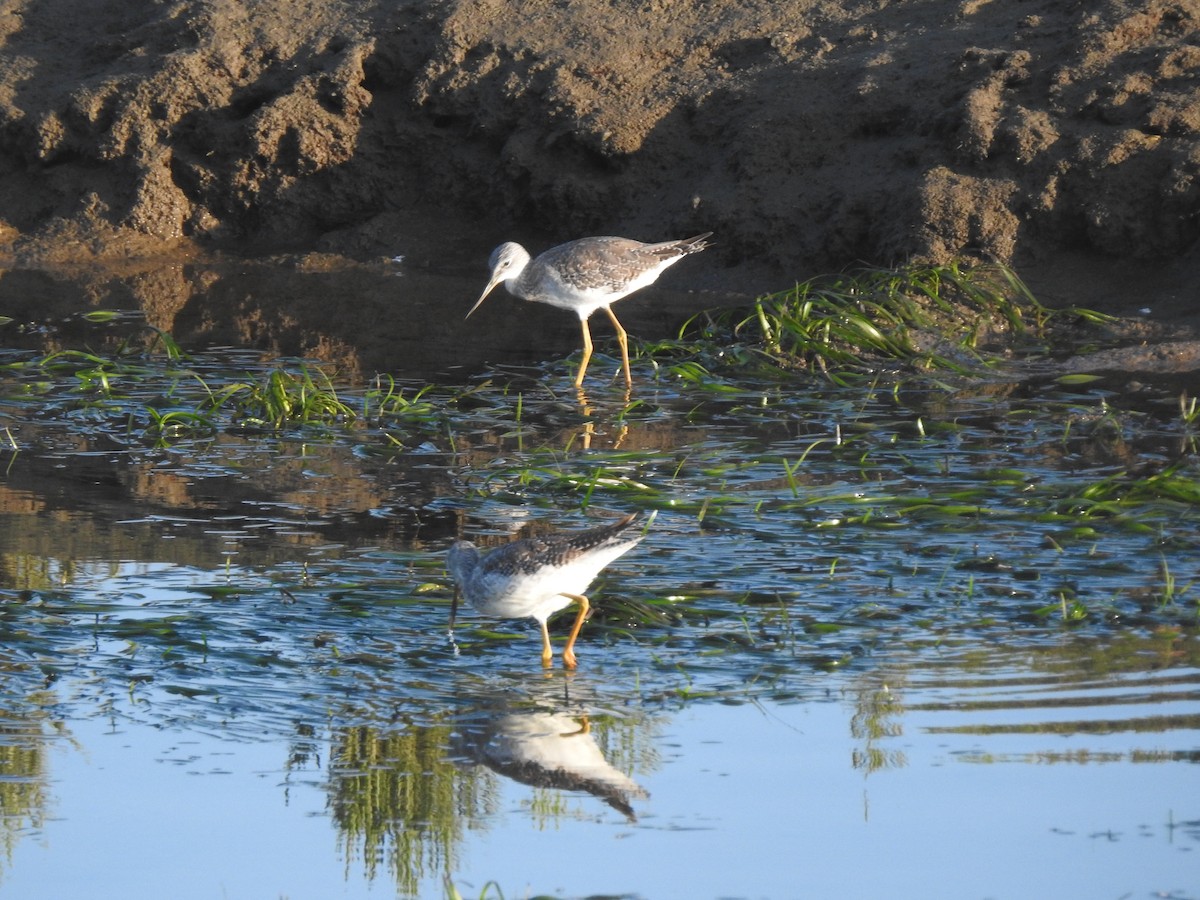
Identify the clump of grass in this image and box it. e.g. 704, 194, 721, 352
362, 375, 443, 426
670, 259, 1112, 380
1155, 556, 1195, 609
139, 364, 461, 442
39, 349, 132, 399
145, 326, 187, 361
144, 407, 218, 443
1065, 464, 1200, 510
4, 317, 187, 404
199, 366, 357, 429
1180, 391, 1198, 427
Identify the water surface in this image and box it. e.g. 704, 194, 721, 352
0, 263, 1197, 899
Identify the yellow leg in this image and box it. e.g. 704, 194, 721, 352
449, 587, 460, 634
559, 716, 591, 737
604, 307, 632, 387
575, 319, 594, 388
539, 619, 554, 668
559, 592, 591, 669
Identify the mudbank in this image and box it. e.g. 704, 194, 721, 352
0, 0, 1197, 322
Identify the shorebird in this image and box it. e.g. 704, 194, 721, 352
446, 511, 646, 668
467, 233, 712, 387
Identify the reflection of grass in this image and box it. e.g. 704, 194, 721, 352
329, 724, 490, 896
848, 633, 1200, 771
0, 553, 80, 591
850, 672, 907, 774
0, 733, 48, 875
327, 713, 660, 895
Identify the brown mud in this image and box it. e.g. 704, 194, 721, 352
0, 0, 1197, 371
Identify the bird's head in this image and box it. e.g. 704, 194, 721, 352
466, 242, 531, 318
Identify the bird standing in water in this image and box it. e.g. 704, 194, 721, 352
467, 233, 712, 387
446, 512, 646, 669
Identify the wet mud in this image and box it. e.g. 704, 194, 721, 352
0, 0, 1195, 329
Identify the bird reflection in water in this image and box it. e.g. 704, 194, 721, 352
455, 710, 648, 821
571, 385, 631, 452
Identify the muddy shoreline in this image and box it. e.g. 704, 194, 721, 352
0, 0, 1197, 350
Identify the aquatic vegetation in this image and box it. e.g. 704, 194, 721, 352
1, 297, 1198, 900
1052, 465, 1200, 520
1180, 391, 1199, 426
2, 267, 1198, 900
200, 366, 358, 429
0, 323, 458, 443
0, 738, 47, 863
651, 260, 1115, 382
363, 375, 441, 425
0, 290, 1196, 692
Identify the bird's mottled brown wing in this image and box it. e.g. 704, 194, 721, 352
478, 512, 643, 577
540, 236, 707, 296
537, 239, 652, 295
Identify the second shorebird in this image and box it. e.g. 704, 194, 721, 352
467, 233, 712, 388
446, 512, 646, 669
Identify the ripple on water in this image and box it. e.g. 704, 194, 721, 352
0, 329, 1197, 897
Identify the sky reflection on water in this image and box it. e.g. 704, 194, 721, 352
2, 673, 1196, 900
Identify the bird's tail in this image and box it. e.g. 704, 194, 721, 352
565, 510, 646, 554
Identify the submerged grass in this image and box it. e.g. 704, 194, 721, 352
1, 260, 1111, 441
2, 280, 1195, 646
0, 327, 456, 442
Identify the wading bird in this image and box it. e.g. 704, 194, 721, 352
447, 512, 646, 668
467, 233, 712, 387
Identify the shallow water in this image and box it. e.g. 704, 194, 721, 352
0, 266, 1198, 899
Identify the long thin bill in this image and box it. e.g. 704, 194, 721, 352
466, 278, 500, 318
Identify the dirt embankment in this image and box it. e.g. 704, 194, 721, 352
0, 0, 1197, 322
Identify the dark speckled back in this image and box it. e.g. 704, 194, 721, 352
480, 511, 643, 577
